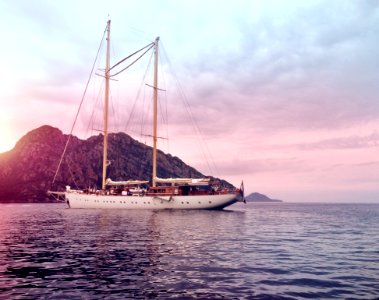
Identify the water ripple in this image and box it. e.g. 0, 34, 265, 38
0, 203, 378, 299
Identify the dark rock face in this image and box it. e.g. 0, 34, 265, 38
0, 125, 230, 202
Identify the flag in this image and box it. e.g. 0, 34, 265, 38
240, 181, 246, 203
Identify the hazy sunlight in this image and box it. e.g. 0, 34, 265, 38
0, 112, 14, 153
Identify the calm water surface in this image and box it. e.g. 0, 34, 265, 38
0, 203, 378, 299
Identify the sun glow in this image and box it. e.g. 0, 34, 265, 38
0, 112, 15, 153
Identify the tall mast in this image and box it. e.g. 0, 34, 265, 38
152, 37, 159, 187
102, 20, 111, 190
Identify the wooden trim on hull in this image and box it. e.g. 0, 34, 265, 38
65, 192, 239, 210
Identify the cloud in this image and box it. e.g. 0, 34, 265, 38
174, 0, 379, 135
5, 0, 378, 139
218, 156, 311, 176
294, 131, 379, 150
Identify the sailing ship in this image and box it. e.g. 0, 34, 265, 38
57, 20, 244, 209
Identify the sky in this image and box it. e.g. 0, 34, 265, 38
1, 0, 379, 202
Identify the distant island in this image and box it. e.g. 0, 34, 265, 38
245, 192, 283, 202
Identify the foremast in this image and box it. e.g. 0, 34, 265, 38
102, 20, 111, 190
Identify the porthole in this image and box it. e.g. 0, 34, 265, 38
186, 202, 189, 204
198, 201, 201, 204
209, 201, 212, 204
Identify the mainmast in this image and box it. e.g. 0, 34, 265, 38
152, 37, 160, 187
102, 20, 111, 190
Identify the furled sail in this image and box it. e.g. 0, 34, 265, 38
105, 178, 149, 186
154, 177, 210, 185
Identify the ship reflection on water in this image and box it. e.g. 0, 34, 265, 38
0, 204, 247, 298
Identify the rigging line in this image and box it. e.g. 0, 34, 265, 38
153, 49, 170, 153
109, 42, 154, 72
66, 156, 80, 190
86, 82, 104, 137
157, 51, 168, 126
139, 81, 152, 140
183, 89, 216, 175
109, 44, 154, 77
166, 49, 219, 176
140, 84, 148, 140
157, 89, 169, 153
124, 50, 154, 134
52, 24, 107, 185
163, 90, 170, 153
156, 58, 169, 152
142, 90, 153, 141
109, 89, 116, 132
160, 43, 219, 176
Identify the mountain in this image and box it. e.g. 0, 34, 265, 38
245, 192, 283, 202
0, 125, 233, 203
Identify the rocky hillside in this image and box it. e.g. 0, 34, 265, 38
0, 125, 232, 202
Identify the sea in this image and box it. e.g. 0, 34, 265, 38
0, 202, 378, 299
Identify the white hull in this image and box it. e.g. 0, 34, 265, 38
66, 192, 240, 210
